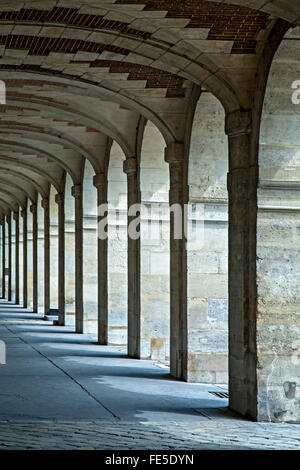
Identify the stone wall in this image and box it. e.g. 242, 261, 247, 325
10, 217, 15, 302
140, 121, 170, 360
83, 160, 98, 334
107, 141, 127, 345
27, 201, 34, 309
50, 186, 59, 310
257, 27, 300, 422
19, 211, 23, 305
64, 174, 76, 326
37, 193, 44, 313
187, 91, 228, 383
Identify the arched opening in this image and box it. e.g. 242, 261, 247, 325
19, 208, 23, 306
107, 141, 127, 346
27, 199, 34, 310
82, 159, 98, 335
64, 174, 76, 327
11, 212, 16, 302
187, 91, 228, 384
257, 26, 300, 422
37, 193, 44, 313
140, 121, 170, 361
49, 185, 59, 312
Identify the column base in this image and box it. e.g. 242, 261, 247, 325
43, 308, 59, 322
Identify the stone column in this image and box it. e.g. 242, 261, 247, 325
71, 184, 83, 333
41, 197, 50, 316
13, 211, 20, 304
30, 204, 38, 313
55, 193, 65, 326
21, 208, 27, 308
93, 173, 108, 344
164, 143, 188, 380
1, 219, 5, 299
7, 214, 12, 302
225, 110, 258, 419
123, 157, 141, 358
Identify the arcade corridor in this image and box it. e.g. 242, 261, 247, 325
0, 0, 300, 451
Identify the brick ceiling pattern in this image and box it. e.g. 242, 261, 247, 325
0, 35, 129, 57
116, 0, 269, 53
0, 7, 150, 40
86, 60, 184, 94
0, 62, 184, 95
0, 2, 269, 54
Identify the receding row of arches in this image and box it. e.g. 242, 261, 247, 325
0, 22, 299, 424
0, 97, 230, 387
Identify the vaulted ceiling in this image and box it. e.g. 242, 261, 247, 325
0, 0, 297, 217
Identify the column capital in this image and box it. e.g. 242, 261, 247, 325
93, 173, 106, 189
41, 197, 49, 210
6, 214, 11, 223
123, 157, 137, 176
30, 203, 37, 214
21, 207, 27, 218
13, 210, 19, 221
225, 110, 252, 137
55, 192, 64, 205
164, 142, 185, 164
0, 217, 4, 225
71, 184, 82, 199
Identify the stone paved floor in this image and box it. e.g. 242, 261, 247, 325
0, 419, 299, 450
0, 301, 299, 450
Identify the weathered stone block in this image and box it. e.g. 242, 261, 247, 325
208, 299, 228, 329
188, 329, 228, 354
188, 273, 227, 298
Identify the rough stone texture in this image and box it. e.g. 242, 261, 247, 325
18, 211, 24, 306
187, 92, 228, 383
49, 186, 58, 309
37, 194, 44, 313
64, 174, 76, 327
82, 160, 98, 334
26, 201, 34, 310
140, 121, 170, 360
108, 141, 128, 346
256, 30, 300, 422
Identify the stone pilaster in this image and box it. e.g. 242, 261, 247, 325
55, 193, 65, 326
165, 143, 188, 380
41, 197, 50, 316
225, 110, 258, 419
21, 208, 27, 308
93, 173, 108, 344
13, 211, 19, 305
123, 157, 141, 358
30, 203, 38, 313
71, 184, 83, 333
6, 214, 12, 302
